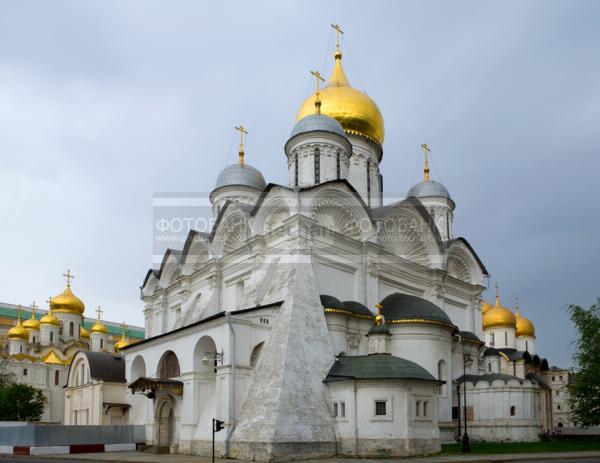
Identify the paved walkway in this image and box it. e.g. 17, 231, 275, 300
40, 450, 600, 463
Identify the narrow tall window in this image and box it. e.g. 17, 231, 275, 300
336, 151, 341, 179
69, 322, 74, 337
340, 401, 346, 418
54, 370, 59, 386
525, 340, 529, 352
510, 405, 516, 416
366, 160, 371, 207
314, 148, 320, 184
294, 154, 299, 187
504, 331, 508, 345
50, 332, 54, 343
100, 339, 104, 350
23, 368, 27, 376
490, 332, 495, 346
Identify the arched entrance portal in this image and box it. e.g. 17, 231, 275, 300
156, 397, 175, 448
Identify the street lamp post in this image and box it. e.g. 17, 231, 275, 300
462, 352, 473, 453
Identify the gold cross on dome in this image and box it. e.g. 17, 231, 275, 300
62, 269, 74, 287
421, 143, 431, 181
235, 125, 248, 165
17, 305, 22, 321
120, 321, 127, 334
46, 297, 52, 309
30, 301, 38, 316
95, 306, 104, 320
310, 70, 325, 114
331, 24, 344, 54
494, 282, 500, 304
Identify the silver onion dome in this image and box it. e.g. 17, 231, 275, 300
406, 180, 451, 199
289, 114, 347, 140
214, 163, 266, 191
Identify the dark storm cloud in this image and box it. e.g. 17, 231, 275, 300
0, 0, 598, 367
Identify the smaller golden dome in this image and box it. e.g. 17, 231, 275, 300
40, 311, 60, 326
515, 309, 535, 338
8, 319, 29, 341
90, 320, 108, 334
483, 295, 516, 331
481, 301, 493, 315
23, 313, 40, 331
114, 334, 129, 351
80, 326, 90, 339
51, 285, 85, 315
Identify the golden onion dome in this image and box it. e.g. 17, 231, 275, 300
296, 50, 384, 146
481, 301, 493, 315
8, 319, 30, 341
80, 325, 90, 339
90, 319, 108, 334
40, 311, 60, 326
515, 309, 535, 338
23, 313, 41, 331
51, 285, 85, 315
114, 334, 129, 351
482, 296, 516, 330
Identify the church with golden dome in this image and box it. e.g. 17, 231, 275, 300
122, 26, 563, 459
0, 271, 144, 423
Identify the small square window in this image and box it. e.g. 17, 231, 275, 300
374, 400, 387, 416
340, 402, 346, 418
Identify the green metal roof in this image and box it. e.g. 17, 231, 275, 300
324, 354, 438, 383
0, 302, 144, 339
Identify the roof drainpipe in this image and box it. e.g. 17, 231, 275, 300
224, 312, 236, 458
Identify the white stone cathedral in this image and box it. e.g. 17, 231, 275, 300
123, 33, 555, 459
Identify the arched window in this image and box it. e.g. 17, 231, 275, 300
490, 332, 495, 346
59, 322, 64, 336
158, 350, 181, 379
437, 359, 447, 396
294, 154, 299, 187
50, 331, 54, 343
510, 405, 516, 416
69, 322, 74, 337
366, 160, 371, 207
336, 151, 341, 179
314, 148, 320, 184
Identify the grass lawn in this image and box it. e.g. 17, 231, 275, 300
440, 439, 600, 454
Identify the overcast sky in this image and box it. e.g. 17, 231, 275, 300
1, 1, 598, 367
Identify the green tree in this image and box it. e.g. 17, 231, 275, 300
0, 383, 46, 421
567, 299, 600, 426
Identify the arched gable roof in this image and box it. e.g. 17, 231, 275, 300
445, 237, 488, 276
68, 350, 126, 383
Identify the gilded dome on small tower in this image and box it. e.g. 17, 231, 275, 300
80, 325, 90, 339
515, 306, 535, 338
8, 318, 29, 341
40, 311, 59, 326
23, 307, 40, 331
296, 47, 384, 146
482, 292, 516, 331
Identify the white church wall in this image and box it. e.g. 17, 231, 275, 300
313, 262, 358, 301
